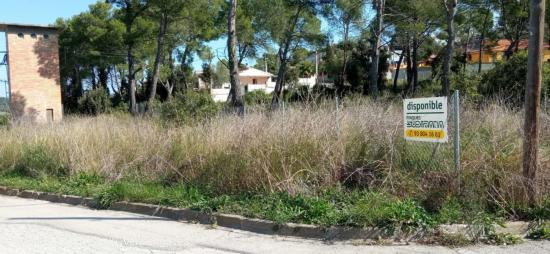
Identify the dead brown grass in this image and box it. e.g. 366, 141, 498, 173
0, 99, 548, 209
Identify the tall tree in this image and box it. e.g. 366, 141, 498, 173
235, 0, 269, 65
146, 0, 186, 112
108, 0, 149, 115
441, 0, 458, 96
389, 31, 408, 92
228, 0, 244, 113
170, 0, 224, 93
491, 0, 529, 59
386, 0, 441, 95
57, 2, 125, 111
523, 0, 545, 204
326, 0, 366, 93
472, 0, 494, 73
368, 0, 385, 97
199, 46, 215, 88
255, 0, 323, 108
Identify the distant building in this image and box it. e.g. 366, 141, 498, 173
388, 51, 434, 83
201, 67, 277, 102
1, 23, 62, 123
466, 39, 550, 64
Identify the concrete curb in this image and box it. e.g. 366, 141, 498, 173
0, 186, 532, 241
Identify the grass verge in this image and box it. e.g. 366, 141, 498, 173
0, 172, 436, 231
1, 171, 548, 237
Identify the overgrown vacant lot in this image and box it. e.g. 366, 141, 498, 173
0, 99, 548, 229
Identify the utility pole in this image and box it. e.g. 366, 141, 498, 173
523, 0, 545, 205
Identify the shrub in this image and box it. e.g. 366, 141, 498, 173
244, 90, 271, 106
0, 113, 10, 126
480, 52, 550, 106
486, 233, 523, 245
94, 183, 124, 208
78, 88, 111, 115
436, 197, 464, 224
15, 144, 68, 178
451, 73, 482, 101
158, 90, 220, 125
284, 85, 312, 102
383, 199, 435, 234
527, 221, 550, 240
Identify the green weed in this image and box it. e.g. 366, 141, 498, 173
527, 221, 550, 240
485, 233, 523, 245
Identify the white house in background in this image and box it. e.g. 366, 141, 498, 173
208, 67, 278, 102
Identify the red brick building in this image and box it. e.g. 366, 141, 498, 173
1, 23, 62, 123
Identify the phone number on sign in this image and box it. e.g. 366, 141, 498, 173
405, 129, 445, 139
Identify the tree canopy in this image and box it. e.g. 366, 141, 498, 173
54, 0, 548, 114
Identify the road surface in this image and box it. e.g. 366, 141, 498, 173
0, 195, 548, 254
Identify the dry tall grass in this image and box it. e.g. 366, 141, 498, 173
0, 99, 548, 210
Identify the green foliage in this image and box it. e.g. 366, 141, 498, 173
199, 63, 213, 88
436, 198, 464, 224
322, 38, 391, 93
0, 113, 10, 127
212, 61, 230, 88
67, 172, 104, 190
436, 233, 473, 247
284, 86, 312, 102
527, 221, 550, 240
451, 73, 482, 101
285, 47, 317, 84
0, 169, 544, 240
486, 233, 523, 245
95, 183, 124, 209
244, 90, 272, 105
381, 199, 435, 233
57, 2, 125, 111
481, 52, 550, 106
469, 212, 504, 241
298, 61, 315, 78
0, 172, 436, 229
158, 91, 220, 125
15, 144, 68, 178
254, 52, 279, 75
78, 88, 112, 115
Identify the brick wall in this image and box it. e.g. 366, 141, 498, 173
6, 26, 62, 123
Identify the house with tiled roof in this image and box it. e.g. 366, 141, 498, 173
466, 39, 550, 64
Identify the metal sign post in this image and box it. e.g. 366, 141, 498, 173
453, 90, 461, 172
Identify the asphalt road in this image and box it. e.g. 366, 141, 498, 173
0, 195, 548, 254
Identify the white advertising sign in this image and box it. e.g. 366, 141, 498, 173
404, 97, 448, 143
